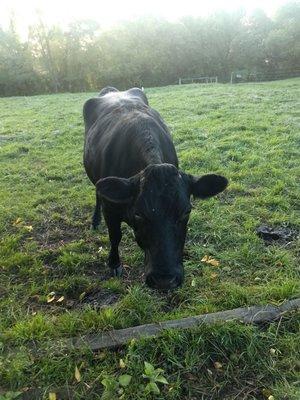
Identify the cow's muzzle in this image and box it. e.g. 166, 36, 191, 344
146, 272, 183, 290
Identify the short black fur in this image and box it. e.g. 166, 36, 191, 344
83, 87, 228, 289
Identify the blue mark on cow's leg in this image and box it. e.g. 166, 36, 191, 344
91, 192, 101, 230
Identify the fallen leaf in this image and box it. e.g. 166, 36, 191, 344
75, 365, 81, 382
201, 255, 220, 267
47, 292, 56, 303
214, 361, 223, 369
208, 258, 220, 267
24, 225, 33, 232
268, 396, 275, 400
57, 296, 65, 303
262, 388, 272, 398
191, 279, 196, 287
210, 273, 218, 279
119, 358, 126, 369
98, 246, 103, 253
49, 393, 57, 400
13, 217, 22, 226
270, 348, 276, 355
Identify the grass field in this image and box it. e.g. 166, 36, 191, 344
0, 79, 299, 399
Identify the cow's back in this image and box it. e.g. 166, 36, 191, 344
83, 89, 178, 184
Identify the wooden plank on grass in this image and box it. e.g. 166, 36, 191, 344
56, 298, 300, 352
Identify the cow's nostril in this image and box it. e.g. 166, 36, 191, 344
146, 273, 182, 290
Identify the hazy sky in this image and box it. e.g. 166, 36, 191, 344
0, 0, 290, 37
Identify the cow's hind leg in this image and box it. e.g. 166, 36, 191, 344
103, 211, 123, 277
92, 192, 101, 230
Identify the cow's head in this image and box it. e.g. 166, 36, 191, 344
96, 164, 227, 290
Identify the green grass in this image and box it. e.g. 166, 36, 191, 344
0, 79, 299, 399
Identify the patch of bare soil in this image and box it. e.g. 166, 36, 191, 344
256, 224, 298, 245
81, 287, 120, 309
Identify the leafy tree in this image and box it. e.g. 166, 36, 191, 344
0, 2, 299, 96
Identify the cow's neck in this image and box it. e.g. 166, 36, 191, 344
140, 127, 163, 166
143, 148, 162, 166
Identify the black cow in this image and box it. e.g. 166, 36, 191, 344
83, 87, 228, 290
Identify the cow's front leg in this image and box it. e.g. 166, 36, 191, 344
103, 211, 123, 277
92, 191, 102, 230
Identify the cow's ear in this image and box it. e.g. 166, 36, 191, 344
96, 177, 137, 204
188, 174, 228, 199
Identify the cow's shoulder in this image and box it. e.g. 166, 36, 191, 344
83, 97, 105, 129
126, 88, 148, 105
83, 97, 100, 118
98, 86, 119, 97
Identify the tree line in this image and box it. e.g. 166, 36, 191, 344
0, 2, 299, 96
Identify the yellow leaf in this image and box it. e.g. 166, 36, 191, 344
49, 393, 57, 400
13, 217, 22, 226
262, 388, 272, 398
210, 273, 218, 279
75, 365, 81, 382
191, 279, 196, 287
119, 358, 126, 369
208, 258, 220, 267
268, 396, 275, 400
47, 291, 56, 303
201, 255, 220, 267
24, 225, 33, 232
57, 296, 65, 303
214, 361, 223, 369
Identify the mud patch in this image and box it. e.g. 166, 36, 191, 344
256, 225, 298, 245
81, 288, 120, 309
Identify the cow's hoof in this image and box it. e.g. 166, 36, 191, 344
110, 264, 123, 277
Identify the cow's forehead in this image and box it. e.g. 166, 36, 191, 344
136, 165, 189, 216
142, 164, 179, 181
